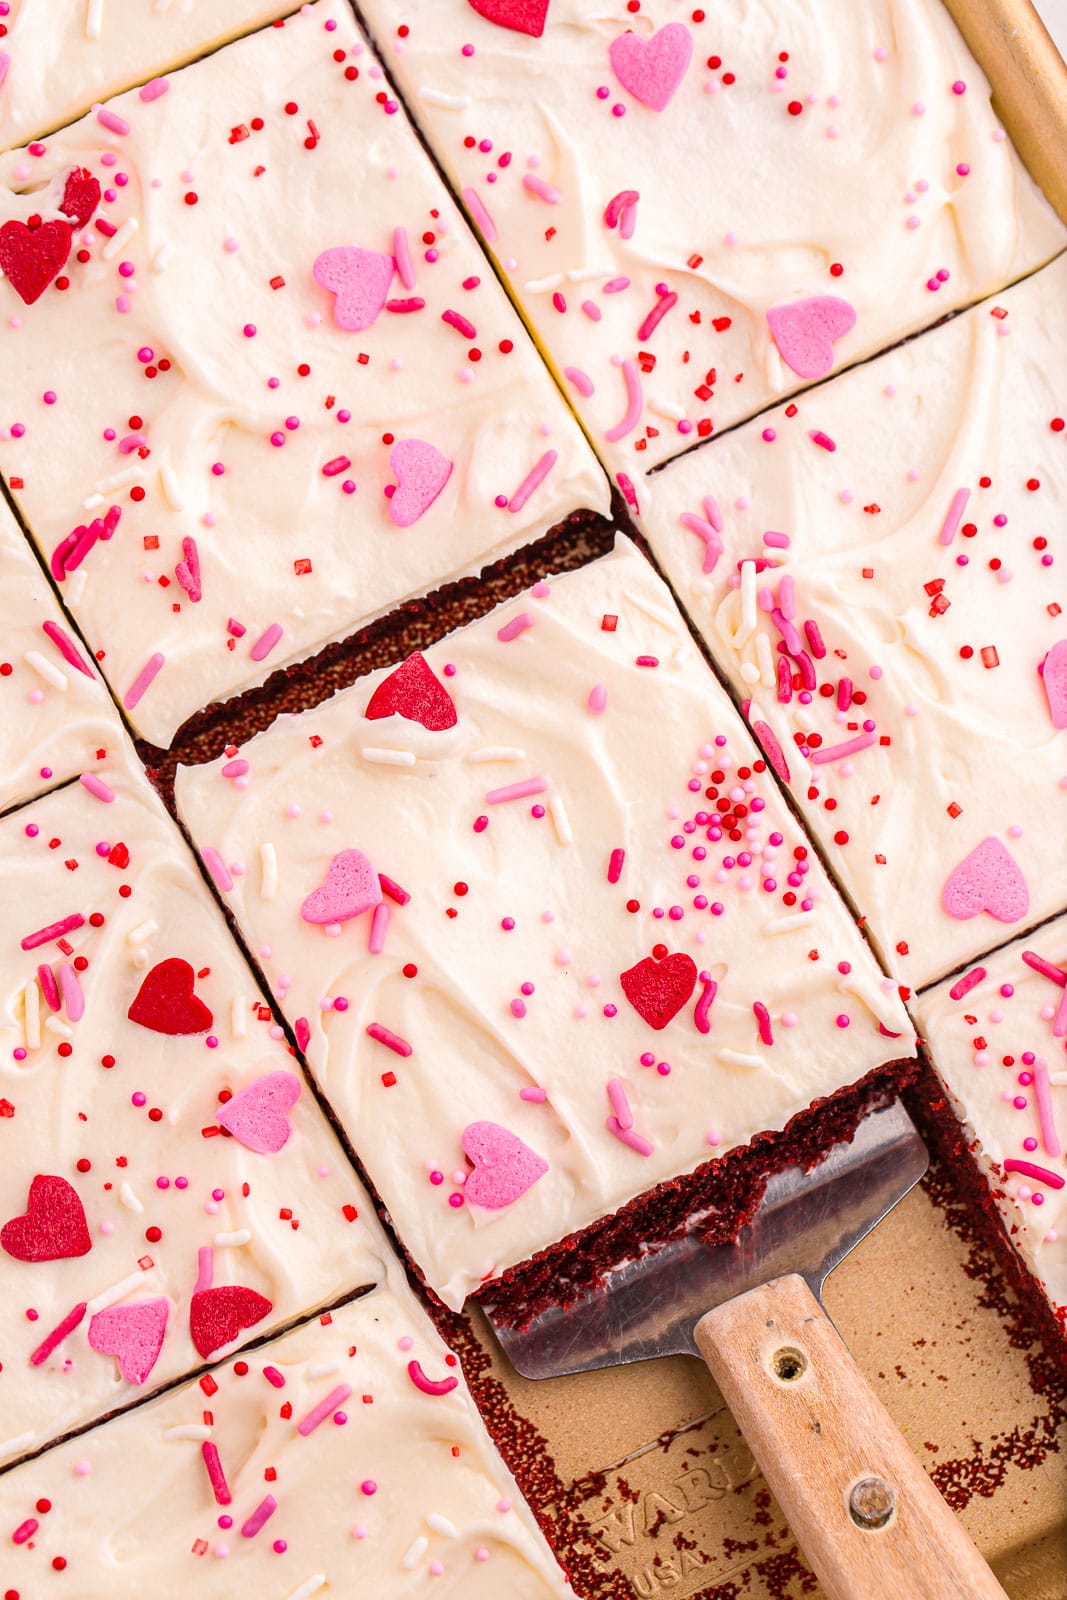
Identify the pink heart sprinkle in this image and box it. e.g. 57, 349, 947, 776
217, 1070, 301, 1155
461, 1121, 548, 1209
941, 837, 1030, 924
313, 244, 395, 332
301, 849, 383, 927
766, 296, 857, 381
609, 23, 692, 112
88, 1298, 169, 1385
388, 438, 453, 528
1041, 638, 1067, 729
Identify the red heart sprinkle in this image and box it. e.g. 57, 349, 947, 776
364, 652, 458, 731
128, 958, 214, 1036
59, 167, 102, 230
620, 952, 698, 1031
467, 0, 549, 36
0, 218, 73, 305
189, 1285, 272, 1359
1, 1174, 92, 1262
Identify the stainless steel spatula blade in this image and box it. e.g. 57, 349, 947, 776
486, 1100, 926, 1379
484, 1101, 1011, 1600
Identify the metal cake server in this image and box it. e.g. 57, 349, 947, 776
485, 1101, 1009, 1600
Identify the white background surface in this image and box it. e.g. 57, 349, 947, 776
1034, 0, 1067, 58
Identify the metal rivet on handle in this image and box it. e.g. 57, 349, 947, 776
849, 1476, 896, 1531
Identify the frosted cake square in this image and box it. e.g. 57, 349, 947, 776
915, 920, 1067, 1337
357, 0, 1065, 481
0, 497, 117, 813
641, 255, 1067, 992
0, 0, 609, 747
0, 0, 300, 154
175, 540, 912, 1311
0, 747, 387, 1466
0, 1280, 573, 1596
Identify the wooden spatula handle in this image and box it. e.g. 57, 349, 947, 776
695, 1274, 1008, 1600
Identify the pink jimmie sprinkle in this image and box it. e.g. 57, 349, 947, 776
58, 962, 85, 1021
13, 1518, 39, 1546
564, 366, 595, 397
241, 1494, 278, 1539
80, 771, 115, 804
637, 291, 677, 341
507, 449, 558, 515
263, 1366, 285, 1389
753, 1001, 774, 1046
21, 913, 85, 952
607, 847, 625, 884
295, 1017, 311, 1052
486, 777, 547, 804
938, 487, 970, 546
368, 902, 389, 955
366, 1023, 412, 1057
606, 1077, 633, 1131
606, 1116, 654, 1156
297, 1383, 352, 1436
37, 963, 60, 1011
603, 188, 639, 228
522, 172, 560, 203
804, 619, 826, 659
202, 1441, 232, 1506
680, 512, 723, 574
123, 651, 165, 710
407, 1359, 458, 1396
442, 308, 477, 339
322, 455, 352, 477
1032, 1060, 1062, 1157
809, 430, 836, 452
695, 976, 717, 1035
605, 358, 642, 443
393, 225, 416, 289
588, 683, 608, 715
42, 619, 94, 677
1054, 984, 1067, 1039
763, 529, 790, 549
461, 186, 496, 242
378, 873, 411, 906
949, 966, 986, 1001
497, 612, 534, 643
809, 730, 878, 765
139, 77, 170, 102
1003, 1158, 1064, 1190
520, 1086, 547, 1102
95, 105, 130, 135
30, 1301, 86, 1366
201, 848, 233, 893
776, 655, 793, 704
1022, 951, 1067, 987
194, 1245, 214, 1295
250, 622, 283, 662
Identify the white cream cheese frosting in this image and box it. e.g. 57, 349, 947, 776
0, 745, 389, 1467
357, 0, 1066, 484
175, 540, 912, 1310
0, 1280, 574, 1596
915, 919, 1067, 1324
0, 1, 301, 154
641, 255, 1067, 993
0, 497, 118, 813
0, 0, 609, 747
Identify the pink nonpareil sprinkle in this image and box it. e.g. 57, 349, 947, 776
508, 449, 557, 515
938, 486, 970, 546
21, 913, 85, 952
366, 1022, 412, 1057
